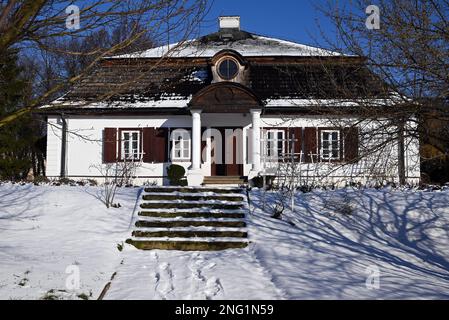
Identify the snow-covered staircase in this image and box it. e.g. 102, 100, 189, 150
126, 187, 249, 251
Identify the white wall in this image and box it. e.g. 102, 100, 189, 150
260, 115, 421, 186
45, 114, 420, 185
46, 116, 63, 176
46, 114, 253, 183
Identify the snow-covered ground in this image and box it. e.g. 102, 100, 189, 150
0, 183, 138, 300
1, 183, 449, 299
248, 188, 449, 299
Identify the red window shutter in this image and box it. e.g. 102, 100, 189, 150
344, 127, 359, 162
103, 128, 117, 163
142, 128, 168, 163
303, 127, 317, 163
154, 128, 168, 162
142, 128, 155, 163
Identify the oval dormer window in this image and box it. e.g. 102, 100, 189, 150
217, 58, 239, 80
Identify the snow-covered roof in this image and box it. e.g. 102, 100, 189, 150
39, 28, 387, 114
41, 95, 191, 110
265, 97, 403, 108
109, 33, 343, 59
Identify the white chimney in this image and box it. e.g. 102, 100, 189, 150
219, 16, 240, 30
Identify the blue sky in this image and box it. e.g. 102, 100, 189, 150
198, 0, 339, 49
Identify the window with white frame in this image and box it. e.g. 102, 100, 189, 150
121, 130, 141, 160
320, 130, 340, 160
172, 130, 191, 161
266, 129, 285, 159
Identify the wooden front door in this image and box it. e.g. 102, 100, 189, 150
211, 127, 243, 177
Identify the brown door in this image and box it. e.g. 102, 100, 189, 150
211, 127, 243, 177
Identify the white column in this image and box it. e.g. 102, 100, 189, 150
250, 109, 262, 175
190, 109, 202, 170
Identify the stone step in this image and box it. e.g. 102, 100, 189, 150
135, 220, 246, 228
203, 177, 246, 185
145, 187, 242, 194
132, 230, 247, 238
139, 211, 246, 219
142, 194, 245, 202
140, 202, 244, 210
126, 239, 248, 251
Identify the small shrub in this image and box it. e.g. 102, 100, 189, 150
57, 177, 76, 185
250, 175, 275, 189
77, 292, 90, 300
298, 185, 313, 193
18, 278, 28, 287
271, 202, 285, 219
42, 289, 59, 300
335, 202, 354, 216
167, 164, 187, 186
33, 176, 49, 185
87, 179, 98, 186
324, 196, 354, 216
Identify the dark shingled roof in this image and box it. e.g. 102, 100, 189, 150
54, 29, 387, 109
61, 60, 386, 104
63, 63, 212, 103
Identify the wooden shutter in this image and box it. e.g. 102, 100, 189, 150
344, 127, 359, 162
303, 127, 317, 163
142, 128, 154, 163
154, 128, 168, 162
142, 128, 168, 163
103, 128, 117, 163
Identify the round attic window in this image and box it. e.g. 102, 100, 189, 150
217, 58, 239, 80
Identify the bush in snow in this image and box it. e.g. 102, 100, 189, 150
323, 193, 355, 216
250, 175, 275, 189
167, 164, 187, 186
33, 175, 49, 185
90, 160, 141, 208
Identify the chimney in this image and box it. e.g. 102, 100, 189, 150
219, 16, 240, 31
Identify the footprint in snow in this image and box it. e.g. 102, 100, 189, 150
205, 262, 216, 270
205, 277, 224, 300
152, 272, 162, 298
157, 263, 175, 298
192, 268, 206, 282
153, 272, 160, 284
159, 262, 169, 271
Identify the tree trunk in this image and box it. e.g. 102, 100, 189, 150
397, 119, 406, 185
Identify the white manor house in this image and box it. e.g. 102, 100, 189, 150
40, 16, 420, 186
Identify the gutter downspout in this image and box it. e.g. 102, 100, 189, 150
60, 113, 67, 178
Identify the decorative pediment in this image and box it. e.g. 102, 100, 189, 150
188, 82, 263, 113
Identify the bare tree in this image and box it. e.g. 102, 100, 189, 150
316, 0, 449, 153
0, 0, 210, 127
91, 158, 142, 208
272, 0, 449, 185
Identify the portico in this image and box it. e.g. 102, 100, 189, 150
186, 82, 264, 185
